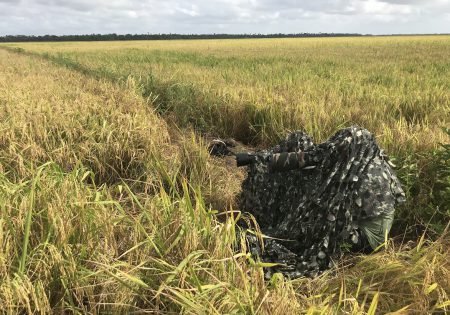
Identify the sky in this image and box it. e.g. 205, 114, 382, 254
0, 0, 449, 36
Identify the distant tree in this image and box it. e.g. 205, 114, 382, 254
0, 33, 369, 43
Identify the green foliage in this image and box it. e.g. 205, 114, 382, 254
429, 128, 450, 229
394, 127, 450, 234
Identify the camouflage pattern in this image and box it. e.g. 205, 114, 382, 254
239, 126, 406, 278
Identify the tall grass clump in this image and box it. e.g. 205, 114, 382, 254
395, 128, 450, 234
0, 53, 166, 187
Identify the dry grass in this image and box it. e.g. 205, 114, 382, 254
0, 38, 449, 314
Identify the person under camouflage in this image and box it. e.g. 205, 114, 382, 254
227, 126, 406, 278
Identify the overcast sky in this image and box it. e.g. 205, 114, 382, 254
0, 0, 449, 36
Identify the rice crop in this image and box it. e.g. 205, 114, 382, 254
0, 36, 449, 314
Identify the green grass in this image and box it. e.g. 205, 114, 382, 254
0, 37, 449, 313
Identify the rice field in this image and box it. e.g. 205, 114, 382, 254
0, 36, 449, 313
9, 37, 450, 150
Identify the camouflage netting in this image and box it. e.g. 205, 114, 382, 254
239, 126, 406, 278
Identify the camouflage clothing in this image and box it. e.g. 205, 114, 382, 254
240, 126, 405, 278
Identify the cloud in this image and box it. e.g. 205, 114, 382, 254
0, 0, 449, 35
376, 0, 433, 4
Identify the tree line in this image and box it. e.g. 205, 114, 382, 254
0, 33, 365, 42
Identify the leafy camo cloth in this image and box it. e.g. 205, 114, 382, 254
240, 126, 405, 278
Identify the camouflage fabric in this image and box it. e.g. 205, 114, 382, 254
239, 126, 405, 278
